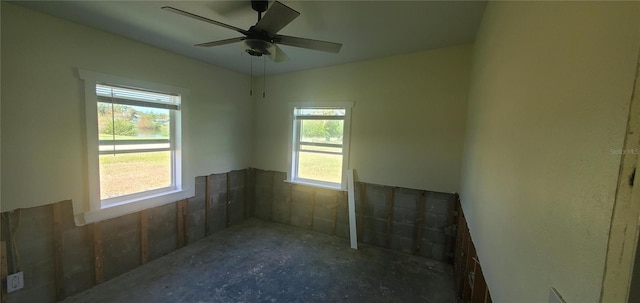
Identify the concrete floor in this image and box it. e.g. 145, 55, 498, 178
63, 218, 455, 303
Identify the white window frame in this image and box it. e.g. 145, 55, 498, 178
79, 70, 191, 221
287, 102, 353, 190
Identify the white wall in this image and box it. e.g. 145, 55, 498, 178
460, 2, 640, 302
1, 3, 252, 213
252, 45, 472, 193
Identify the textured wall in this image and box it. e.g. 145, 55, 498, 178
1, 2, 253, 213
251, 45, 472, 193
459, 2, 640, 302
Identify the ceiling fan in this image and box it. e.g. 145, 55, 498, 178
161, 0, 343, 63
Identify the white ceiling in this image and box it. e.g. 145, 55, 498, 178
14, 1, 487, 75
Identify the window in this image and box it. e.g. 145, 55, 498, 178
288, 103, 353, 190
96, 84, 180, 206
80, 70, 188, 214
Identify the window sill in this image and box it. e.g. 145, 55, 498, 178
75, 189, 192, 225
284, 180, 347, 191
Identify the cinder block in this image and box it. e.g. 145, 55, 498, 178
390, 236, 413, 253
148, 203, 177, 259
366, 184, 389, 219
62, 226, 92, 275
422, 228, 447, 245
312, 217, 334, 235
271, 196, 290, 224
209, 204, 226, 233
423, 213, 449, 229
392, 206, 417, 224
361, 217, 386, 245
229, 170, 246, 190
254, 193, 272, 220
194, 176, 206, 198
188, 209, 206, 242
103, 229, 141, 280
188, 195, 205, 212
23, 259, 55, 289
254, 169, 274, 192
391, 222, 415, 239
431, 243, 447, 261
101, 213, 139, 241
229, 189, 245, 225
313, 201, 335, 223
419, 241, 434, 259
209, 173, 227, 200
8, 281, 55, 303
424, 192, 453, 215
64, 268, 94, 297
335, 222, 349, 239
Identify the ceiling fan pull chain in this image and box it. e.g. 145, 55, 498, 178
263, 56, 266, 99
249, 56, 253, 96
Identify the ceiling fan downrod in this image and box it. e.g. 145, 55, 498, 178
251, 0, 269, 21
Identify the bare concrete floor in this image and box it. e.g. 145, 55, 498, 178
63, 219, 455, 303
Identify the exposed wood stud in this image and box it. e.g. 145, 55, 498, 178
177, 200, 186, 247
205, 175, 211, 236
358, 183, 366, 239
1, 241, 8, 303
385, 187, 395, 248
92, 222, 104, 284
243, 169, 249, 219
226, 172, 231, 227
414, 191, 426, 254
184, 200, 189, 243
287, 183, 293, 224
270, 171, 276, 220
52, 203, 65, 300
445, 194, 459, 263
310, 190, 317, 230
140, 210, 149, 264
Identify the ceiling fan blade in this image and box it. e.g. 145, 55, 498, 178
195, 37, 245, 47
254, 1, 300, 35
269, 44, 290, 63
276, 35, 342, 53
161, 6, 248, 35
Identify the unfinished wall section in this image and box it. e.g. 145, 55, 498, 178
0, 169, 252, 303
252, 169, 457, 262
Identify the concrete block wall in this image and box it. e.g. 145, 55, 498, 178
252, 169, 457, 262
0, 167, 455, 302
0, 169, 252, 303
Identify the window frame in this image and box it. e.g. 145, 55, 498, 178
80, 70, 190, 217
96, 84, 179, 207
287, 102, 353, 190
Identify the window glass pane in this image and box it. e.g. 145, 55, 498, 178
300, 119, 344, 145
297, 108, 345, 116
297, 152, 343, 184
99, 151, 172, 199
98, 102, 171, 141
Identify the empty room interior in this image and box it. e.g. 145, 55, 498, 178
2, 1, 640, 302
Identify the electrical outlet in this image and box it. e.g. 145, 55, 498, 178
7, 271, 24, 293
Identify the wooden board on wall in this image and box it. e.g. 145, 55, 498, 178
1, 241, 7, 303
